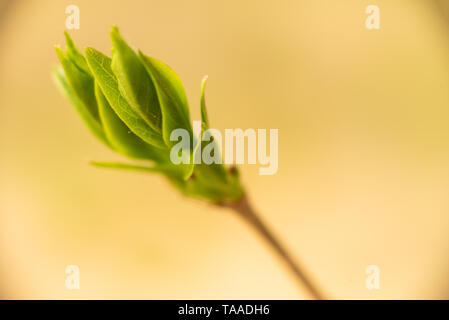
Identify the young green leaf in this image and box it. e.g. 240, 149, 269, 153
52, 66, 110, 147
190, 77, 210, 179
191, 76, 211, 175
54, 27, 245, 204
55, 46, 99, 121
110, 26, 162, 133
85, 47, 166, 149
138, 52, 193, 146
64, 32, 90, 74
91, 161, 156, 172
138, 51, 197, 179
95, 83, 168, 162
200, 75, 210, 131
90, 161, 184, 180
195, 76, 228, 182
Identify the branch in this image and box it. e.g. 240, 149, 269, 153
223, 195, 327, 300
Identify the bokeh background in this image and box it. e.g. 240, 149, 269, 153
1, 0, 449, 299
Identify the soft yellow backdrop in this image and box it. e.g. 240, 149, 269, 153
1, 0, 449, 299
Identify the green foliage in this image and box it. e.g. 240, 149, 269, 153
200, 75, 210, 131
52, 63, 109, 147
84, 47, 166, 149
53, 27, 244, 204
138, 52, 192, 147
94, 83, 168, 162
110, 26, 162, 133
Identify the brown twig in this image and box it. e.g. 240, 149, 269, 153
223, 195, 327, 300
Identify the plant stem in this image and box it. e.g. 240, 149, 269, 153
225, 195, 327, 300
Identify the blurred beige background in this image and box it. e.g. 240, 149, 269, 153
1, 0, 449, 299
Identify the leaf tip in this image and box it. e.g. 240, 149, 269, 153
201, 75, 209, 99
54, 45, 66, 61
89, 160, 100, 167
110, 25, 124, 45
111, 25, 120, 35
200, 75, 210, 128
64, 31, 74, 46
